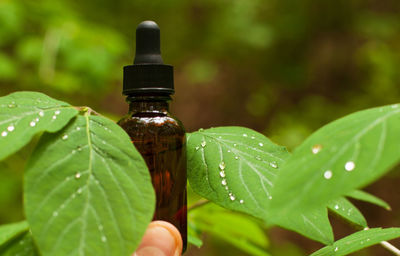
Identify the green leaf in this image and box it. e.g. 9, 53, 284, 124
327, 197, 367, 228
187, 127, 334, 244
0, 221, 28, 246
270, 104, 400, 217
0, 91, 79, 161
310, 228, 400, 256
24, 113, 155, 256
188, 223, 203, 248
347, 190, 391, 210
0, 232, 39, 256
190, 203, 270, 256
187, 127, 289, 219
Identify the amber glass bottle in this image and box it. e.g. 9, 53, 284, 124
118, 21, 187, 252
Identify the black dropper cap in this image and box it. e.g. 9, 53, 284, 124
123, 21, 174, 95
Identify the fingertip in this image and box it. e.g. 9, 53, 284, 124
135, 221, 182, 256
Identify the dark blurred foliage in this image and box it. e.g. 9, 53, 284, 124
1, 0, 400, 255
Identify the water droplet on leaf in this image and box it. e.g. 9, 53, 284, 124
198, 128, 204, 132
345, 161, 355, 171
269, 162, 278, 168
234, 156, 239, 160
7, 125, 14, 132
230, 195, 236, 201
75, 173, 81, 179
55, 110, 61, 115
312, 144, 322, 154
219, 171, 226, 178
239, 199, 244, 204
39, 111, 44, 117
259, 142, 263, 147
243, 134, 248, 137
201, 141, 206, 147
195, 146, 200, 151
324, 170, 333, 179
334, 204, 339, 210
30, 121, 36, 127
1, 131, 7, 137
62, 134, 68, 140
219, 162, 226, 170
221, 179, 227, 185
52, 115, 57, 120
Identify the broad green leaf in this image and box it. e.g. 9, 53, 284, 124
310, 228, 400, 256
190, 203, 270, 256
24, 113, 155, 256
270, 104, 400, 217
187, 127, 334, 244
0, 232, 39, 256
0, 91, 78, 161
327, 198, 367, 228
347, 190, 391, 210
0, 221, 28, 246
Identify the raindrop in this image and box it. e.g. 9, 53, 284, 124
259, 142, 263, 147
76, 127, 81, 131
243, 134, 248, 137
195, 146, 200, 151
334, 204, 339, 210
219, 171, 226, 178
198, 128, 204, 132
1, 131, 7, 137
8, 103, 16, 108
324, 170, 333, 180
52, 115, 57, 120
62, 134, 68, 140
234, 156, 239, 160
35, 118, 39, 122
251, 136, 255, 139
7, 125, 14, 132
225, 186, 229, 190
269, 162, 278, 169
227, 150, 231, 153
239, 199, 244, 204
201, 141, 206, 147
53, 212, 58, 217
77, 146, 82, 152
101, 236, 107, 242
55, 110, 61, 115
29, 121, 36, 127
218, 136, 222, 139
334, 247, 338, 252
345, 161, 355, 171
77, 188, 82, 194
221, 179, 227, 186
268, 196, 273, 200
39, 111, 44, 117
255, 156, 262, 161
233, 143, 237, 147
230, 195, 236, 201
312, 144, 323, 154
75, 173, 81, 179
219, 162, 226, 170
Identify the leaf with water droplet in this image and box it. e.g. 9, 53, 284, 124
0, 92, 79, 161
187, 127, 334, 244
310, 228, 400, 256
0, 221, 39, 256
327, 197, 367, 228
269, 104, 400, 218
24, 113, 155, 256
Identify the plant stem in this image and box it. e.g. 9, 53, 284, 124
188, 199, 210, 212
380, 241, 400, 255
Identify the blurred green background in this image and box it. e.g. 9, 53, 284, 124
1, 0, 400, 255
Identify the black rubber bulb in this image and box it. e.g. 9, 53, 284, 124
134, 21, 164, 64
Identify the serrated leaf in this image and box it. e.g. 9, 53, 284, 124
269, 104, 400, 217
347, 190, 391, 210
24, 113, 155, 256
0, 221, 28, 246
187, 127, 334, 244
310, 228, 400, 256
328, 197, 367, 228
190, 203, 270, 256
0, 232, 39, 256
0, 91, 79, 161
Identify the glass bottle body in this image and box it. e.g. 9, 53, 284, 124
118, 95, 187, 252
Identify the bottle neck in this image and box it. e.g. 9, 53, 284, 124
127, 95, 171, 114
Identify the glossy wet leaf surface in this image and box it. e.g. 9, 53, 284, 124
0, 92, 79, 161
187, 127, 334, 244
24, 114, 155, 256
310, 228, 400, 256
269, 104, 400, 217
